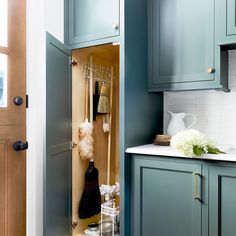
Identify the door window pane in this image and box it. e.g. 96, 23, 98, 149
0, 0, 8, 47
0, 54, 8, 107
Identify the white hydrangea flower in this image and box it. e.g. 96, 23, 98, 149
170, 129, 216, 157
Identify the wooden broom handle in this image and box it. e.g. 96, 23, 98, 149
107, 67, 113, 185
89, 56, 94, 162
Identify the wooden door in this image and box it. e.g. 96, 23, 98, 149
132, 156, 202, 236
0, 0, 26, 235
45, 33, 72, 236
209, 165, 236, 236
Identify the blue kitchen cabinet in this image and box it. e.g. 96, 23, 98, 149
64, 0, 120, 48
45, 33, 72, 236
132, 155, 203, 236
209, 165, 236, 236
148, 0, 228, 91
215, 0, 236, 45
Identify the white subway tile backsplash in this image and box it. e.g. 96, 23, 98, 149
164, 50, 236, 146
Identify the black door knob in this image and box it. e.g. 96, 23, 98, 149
13, 141, 28, 151
13, 96, 24, 106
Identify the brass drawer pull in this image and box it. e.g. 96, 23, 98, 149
193, 172, 202, 201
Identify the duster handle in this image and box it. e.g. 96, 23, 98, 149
85, 77, 88, 119
89, 56, 94, 162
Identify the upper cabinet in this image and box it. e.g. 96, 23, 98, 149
148, 0, 229, 92
65, 0, 120, 48
215, 0, 236, 45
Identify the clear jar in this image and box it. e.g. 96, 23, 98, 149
84, 223, 100, 236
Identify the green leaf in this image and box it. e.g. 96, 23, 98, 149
193, 146, 204, 156
207, 146, 226, 154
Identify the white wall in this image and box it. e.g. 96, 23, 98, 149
45, 0, 64, 43
26, 0, 64, 235
164, 50, 236, 147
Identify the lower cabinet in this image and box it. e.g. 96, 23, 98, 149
131, 155, 236, 236
209, 165, 236, 236
132, 156, 202, 236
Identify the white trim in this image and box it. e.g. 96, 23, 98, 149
26, 0, 46, 235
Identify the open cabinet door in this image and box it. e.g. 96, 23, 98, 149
45, 32, 72, 236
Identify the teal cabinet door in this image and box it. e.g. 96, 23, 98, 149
65, 0, 119, 47
45, 33, 72, 236
209, 165, 236, 236
132, 156, 202, 236
148, 0, 227, 91
226, 0, 236, 36
215, 0, 236, 44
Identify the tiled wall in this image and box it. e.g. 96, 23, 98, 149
164, 50, 236, 146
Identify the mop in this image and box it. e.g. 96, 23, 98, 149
78, 56, 101, 219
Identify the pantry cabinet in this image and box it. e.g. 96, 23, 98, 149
47, 0, 164, 232
64, 0, 120, 48
148, 0, 228, 91
209, 165, 236, 236
132, 155, 202, 236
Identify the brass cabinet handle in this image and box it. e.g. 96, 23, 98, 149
207, 67, 215, 74
193, 172, 202, 201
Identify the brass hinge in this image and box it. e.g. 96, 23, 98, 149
70, 59, 77, 66
70, 141, 77, 150
71, 222, 78, 230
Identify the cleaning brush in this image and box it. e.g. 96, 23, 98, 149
97, 82, 110, 114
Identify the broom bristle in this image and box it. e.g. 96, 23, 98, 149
98, 84, 110, 113
78, 162, 101, 219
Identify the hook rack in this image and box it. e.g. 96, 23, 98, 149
81, 59, 112, 84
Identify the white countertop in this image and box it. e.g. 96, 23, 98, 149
126, 144, 236, 162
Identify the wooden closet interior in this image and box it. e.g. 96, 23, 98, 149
71, 43, 120, 235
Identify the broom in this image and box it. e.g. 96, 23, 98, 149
78, 56, 101, 219
78, 161, 101, 219
97, 82, 110, 114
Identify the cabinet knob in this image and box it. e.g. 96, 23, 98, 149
112, 23, 119, 30
207, 67, 215, 74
